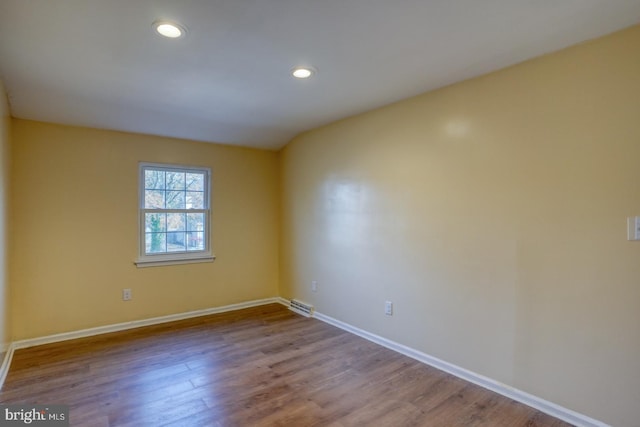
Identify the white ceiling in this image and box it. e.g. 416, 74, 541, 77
0, 1, 639, 150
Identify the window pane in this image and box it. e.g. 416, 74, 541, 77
186, 173, 204, 191
186, 191, 204, 209
187, 232, 204, 251
187, 213, 205, 231
145, 169, 165, 190
166, 191, 185, 209
166, 172, 185, 190
140, 165, 210, 260
167, 213, 186, 232
145, 213, 166, 232
146, 233, 166, 253
167, 232, 186, 252
145, 190, 165, 209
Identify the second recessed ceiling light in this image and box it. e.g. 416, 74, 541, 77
292, 67, 316, 79
153, 20, 186, 38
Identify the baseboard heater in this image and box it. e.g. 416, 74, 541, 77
289, 299, 314, 317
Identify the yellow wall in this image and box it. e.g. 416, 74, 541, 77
0, 80, 11, 354
280, 25, 640, 426
4, 22, 640, 426
10, 120, 279, 339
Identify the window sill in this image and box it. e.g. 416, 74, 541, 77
134, 254, 216, 268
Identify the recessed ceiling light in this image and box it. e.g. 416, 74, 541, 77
291, 67, 316, 79
153, 20, 186, 38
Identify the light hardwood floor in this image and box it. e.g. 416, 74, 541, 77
0, 304, 573, 426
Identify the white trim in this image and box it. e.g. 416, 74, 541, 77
275, 297, 290, 307
0, 297, 281, 389
134, 254, 215, 268
138, 162, 212, 265
11, 297, 280, 350
0, 295, 609, 427
0, 344, 16, 389
312, 310, 609, 427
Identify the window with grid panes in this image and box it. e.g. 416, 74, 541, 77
136, 163, 213, 267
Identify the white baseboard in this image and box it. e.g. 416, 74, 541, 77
275, 296, 290, 307
0, 295, 610, 427
0, 344, 15, 390
312, 310, 609, 427
0, 297, 284, 390
11, 297, 281, 351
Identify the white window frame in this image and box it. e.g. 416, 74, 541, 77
135, 162, 215, 268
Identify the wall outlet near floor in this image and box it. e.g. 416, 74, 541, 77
122, 288, 132, 301
311, 280, 318, 292
385, 301, 393, 316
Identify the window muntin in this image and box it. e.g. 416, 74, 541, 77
137, 163, 212, 266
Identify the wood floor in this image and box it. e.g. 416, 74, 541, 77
0, 304, 573, 426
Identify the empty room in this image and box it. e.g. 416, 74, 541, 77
0, 1, 639, 426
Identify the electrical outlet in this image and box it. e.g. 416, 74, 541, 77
123, 288, 132, 301
311, 280, 318, 292
385, 301, 393, 316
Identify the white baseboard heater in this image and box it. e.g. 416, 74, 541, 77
289, 299, 314, 317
